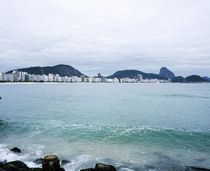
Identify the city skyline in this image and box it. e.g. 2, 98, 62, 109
1, 0, 210, 76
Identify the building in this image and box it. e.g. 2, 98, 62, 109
137, 74, 143, 82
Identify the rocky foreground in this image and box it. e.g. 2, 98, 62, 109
0, 147, 210, 171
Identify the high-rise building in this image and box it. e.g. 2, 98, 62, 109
137, 74, 143, 82
0, 72, 3, 81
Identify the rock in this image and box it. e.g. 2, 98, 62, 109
2, 160, 29, 170
61, 160, 70, 166
33, 158, 44, 165
185, 166, 210, 171
10, 147, 21, 153
42, 155, 61, 171
0, 162, 4, 169
95, 163, 116, 171
159, 67, 175, 79
80, 169, 95, 171
30, 168, 43, 171
80, 163, 116, 171
0, 160, 43, 171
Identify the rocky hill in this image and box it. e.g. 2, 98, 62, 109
7, 64, 85, 77
159, 67, 175, 79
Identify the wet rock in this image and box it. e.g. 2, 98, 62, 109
185, 166, 210, 171
0, 168, 6, 171
30, 168, 42, 171
2, 160, 29, 170
42, 155, 61, 171
80, 163, 116, 171
0, 162, 4, 168
61, 160, 70, 166
0, 160, 43, 171
80, 169, 95, 171
95, 163, 116, 171
10, 147, 21, 153
33, 158, 44, 165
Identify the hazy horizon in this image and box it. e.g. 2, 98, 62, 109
1, 0, 210, 77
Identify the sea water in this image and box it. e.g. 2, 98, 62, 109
0, 83, 210, 170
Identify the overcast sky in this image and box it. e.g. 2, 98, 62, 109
0, 0, 210, 76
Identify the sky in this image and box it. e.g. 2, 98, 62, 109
0, 0, 210, 77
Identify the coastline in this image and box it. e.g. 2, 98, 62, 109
1, 146, 210, 171
0, 82, 210, 85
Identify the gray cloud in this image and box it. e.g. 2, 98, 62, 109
0, 0, 210, 76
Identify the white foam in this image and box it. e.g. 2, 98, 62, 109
0, 144, 41, 168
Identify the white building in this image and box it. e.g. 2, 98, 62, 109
0, 72, 3, 81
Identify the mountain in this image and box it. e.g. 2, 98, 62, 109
107, 70, 167, 80
7, 64, 85, 77
203, 76, 210, 81
159, 67, 175, 79
185, 75, 208, 83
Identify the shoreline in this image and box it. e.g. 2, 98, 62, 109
0, 82, 210, 85
1, 147, 210, 171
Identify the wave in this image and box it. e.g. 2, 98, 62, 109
1, 120, 210, 170
1, 119, 210, 152
162, 93, 210, 99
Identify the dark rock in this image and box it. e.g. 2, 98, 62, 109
159, 67, 175, 79
60, 168, 65, 171
0, 160, 43, 171
0, 162, 4, 168
0, 168, 6, 171
10, 147, 21, 153
61, 160, 70, 166
185, 166, 210, 171
80, 169, 95, 171
2, 160, 29, 170
95, 163, 116, 171
42, 155, 60, 171
30, 168, 42, 171
33, 158, 44, 165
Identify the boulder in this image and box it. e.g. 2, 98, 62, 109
61, 160, 70, 166
0, 160, 43, 171
10, 147, 21, 153
80, 163, 116, 171
33, 158, 44, 165
95, 163, 116, 171
185, 166, 210, 171
30, 168, 42, 171
2, 160, 29, 170
42, 155, 61, 171
80, 169, 95, 171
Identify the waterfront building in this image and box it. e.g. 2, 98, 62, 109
25, 74, 30, 82
0, 72, 3, 81
137, 74, 143, 82
48, 74, 54, 82
42, 74, 49, 82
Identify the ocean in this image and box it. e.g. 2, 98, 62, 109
0, 83, 210, 170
